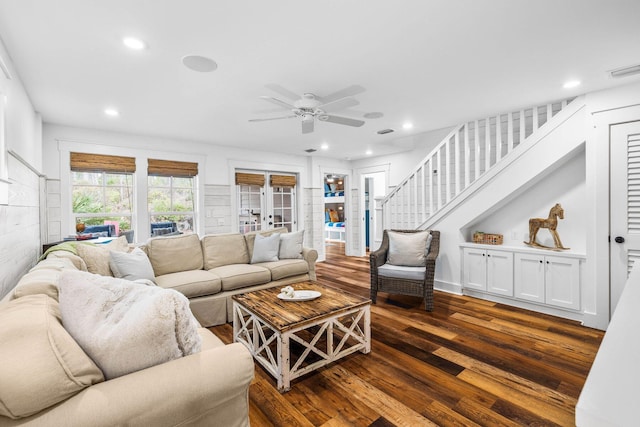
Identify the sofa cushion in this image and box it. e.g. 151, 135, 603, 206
0, 294, 104, 419
11, 268, 65, 301
198, 328, 226, 350
279, 229, 304, 259
147, 233, 203, 276
58, 270, 202, 380
255, 259, 309, 281
109, 247, 156, 282
387, 230, 432, 267
251, 233, 280, 263
46, 250, 88, 271
208, 264, 271, 291
75, 236, 130, 276
244, 227, 288, 260
155, 269, 222, 298
202, 233, 249, 269
378, 263, 427, 281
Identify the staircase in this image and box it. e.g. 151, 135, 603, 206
380, 97, 580, 230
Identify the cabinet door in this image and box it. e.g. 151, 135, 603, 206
514, 253, 545, 303
487, 250, 514, 296
545, 256, 580, 310
463, 248, 487, 291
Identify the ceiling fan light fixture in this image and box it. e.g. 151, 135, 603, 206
317, 115, 329, 122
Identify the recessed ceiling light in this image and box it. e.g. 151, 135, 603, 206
366, 149, 372, 156
123, 37, 146, 50
320, 142, 329, 150
563, 80, 581, 89
403, 122, 413, 130
104, 108, 119, 117
182, 55, 218, 72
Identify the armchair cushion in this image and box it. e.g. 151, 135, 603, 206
387, 230, 432, 267
378, 263, 427, 281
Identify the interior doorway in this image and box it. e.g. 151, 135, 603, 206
324, 173, 347, 255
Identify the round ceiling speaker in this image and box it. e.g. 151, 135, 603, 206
182, 55, 218, 72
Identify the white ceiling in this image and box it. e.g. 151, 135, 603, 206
1, 0, 639, 160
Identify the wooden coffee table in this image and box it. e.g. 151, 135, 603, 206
232, 281, 371, 392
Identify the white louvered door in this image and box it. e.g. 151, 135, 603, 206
611, 121, 640, 315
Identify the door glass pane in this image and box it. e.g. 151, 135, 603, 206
237, 183, 262, 234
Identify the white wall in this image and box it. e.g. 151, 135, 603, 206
0, 38, 43, 299
469, 148, 586, 252
352, 126, 454, 188
42, 124, 316, 242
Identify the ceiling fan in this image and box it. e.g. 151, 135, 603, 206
249, 84, 366, 134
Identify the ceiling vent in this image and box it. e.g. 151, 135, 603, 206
377, 128, 394, 135
304, 148, 317, 153
608, 64, 640, 79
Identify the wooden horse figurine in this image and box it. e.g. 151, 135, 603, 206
524, 203, 570, 250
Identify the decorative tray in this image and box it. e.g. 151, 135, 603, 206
277, 290, 321, 301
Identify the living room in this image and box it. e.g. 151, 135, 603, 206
1, 1, 640, 425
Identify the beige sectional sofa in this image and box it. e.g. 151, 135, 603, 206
0, 255, 254, 426
0, 227, 317, 426
142, 227, 318, 327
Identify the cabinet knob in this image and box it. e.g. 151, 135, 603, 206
546, 261, 550, 264
615, 236, 625, 244
539, 260, 543, 263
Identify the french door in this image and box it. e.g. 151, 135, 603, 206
236, 171, 297, 233
610, 120, 640, 314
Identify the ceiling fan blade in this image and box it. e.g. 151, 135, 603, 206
252, 107, 292, 114
265, 84, 300, 101
318, 97, 359, 113
317, 85, 365, 104
249, 115, 296, 122
301, 119, 314, 134
320, 115, 365, 127
259, 96, 295, 110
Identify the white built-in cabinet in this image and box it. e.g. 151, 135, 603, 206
461, 244, 584, 314
514, 253, 580, 310
462, 248, 513, 296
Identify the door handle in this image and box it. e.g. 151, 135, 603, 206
615, 236, 625, 243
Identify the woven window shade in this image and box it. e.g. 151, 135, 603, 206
148, 159, 198, 177
270, 174, 296, 187
70, 152, 136, 173
235, 172, 265, 186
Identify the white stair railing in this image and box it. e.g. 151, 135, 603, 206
381, 98, 575, 230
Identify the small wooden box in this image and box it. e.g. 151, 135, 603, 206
473, 232, 504, 245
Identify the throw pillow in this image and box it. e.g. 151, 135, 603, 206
251, 233, 280, 263
387, 230, 432, 267
75, 236, 129, 276
279, 230, 304, 259
0, 294, 104, 419
109, 247, 156, 283
57, 270, 202, 380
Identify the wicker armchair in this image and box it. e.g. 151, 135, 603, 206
370, 229, 440, 311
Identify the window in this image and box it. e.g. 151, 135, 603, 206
148, 159, 197, 235
71, 153, 134, 232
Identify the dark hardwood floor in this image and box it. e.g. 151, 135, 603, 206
209, 243, 604, 426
